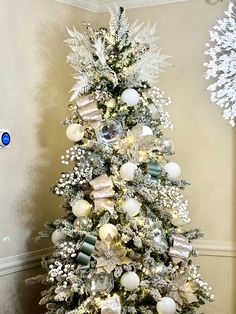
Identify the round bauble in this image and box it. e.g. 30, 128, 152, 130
99, 223, 118, 241
66, 123, 84, 142
171, 213, 185, 227
122, 198, 141, 217
72, 199, 92, 218
121, 88, 140, 106
160, 138, 174, 155
141, 125, 153, 136
96, 119, 123, 145
120, 162, 137, 181
120, 272, 140, 291
156, 297, 176, 314
164, 162, 181, 179
74, 217, 93, 230
51, 229, 66, 245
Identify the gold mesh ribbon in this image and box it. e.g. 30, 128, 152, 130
169, 234, 192, 264
89, 174, 114, 214
76, 94, 102, 129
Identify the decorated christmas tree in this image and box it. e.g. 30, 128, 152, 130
27, 6, 215, 314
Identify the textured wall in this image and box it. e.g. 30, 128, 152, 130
0, 0, 235, 313
0, 0, 96, 312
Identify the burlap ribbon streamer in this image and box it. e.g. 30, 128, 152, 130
169, 234, 192, 264
101, 295, 121, 314
89, 174, 114, 214
76, 94, 102, 129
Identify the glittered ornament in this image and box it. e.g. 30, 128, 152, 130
120, 162, 137, 181
122, 198, 141, 217
120, 271, 140, 291
99, 224, 118, 241
51, 229, 66, 245
72, 199, 92, 217
160, 138, 174, 155
164, 162, 181, 179
74, 217, 93, 231
101, 295, 121, 314
96, 119, 123, 145
121, 88, 140, 106
86, 272, 114, 295
156, 297, 176, 314
66, 123, 84, 142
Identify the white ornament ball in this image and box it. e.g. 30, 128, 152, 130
141, 125, 153, 136
171, 213, 185, 227
164, 162, 181, 179
120, 162, 137, 181
122, 198, 141, 217
121, 88, 140, 106
51, 229, 66, 245
156, 297, 176, 314
120, 272, 140, 291
99, 223, 118, 241
66, 123, 84, 142
72, 199, 92, 218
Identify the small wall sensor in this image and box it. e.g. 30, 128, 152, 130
0, 130, 11, 148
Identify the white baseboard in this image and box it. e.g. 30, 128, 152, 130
55, 0, 190, 13
0, 248, 52, 277
0, 240, 235, 277
194, 240, 236, 257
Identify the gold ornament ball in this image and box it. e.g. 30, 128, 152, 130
171, 213, 185, 227
120, 271, 140, 291
99, 223, 118, 241
66, 123, 84, 142
72, 199, 92, 218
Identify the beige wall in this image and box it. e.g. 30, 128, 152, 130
0, 0, 95, 312
0, 0, 235, 313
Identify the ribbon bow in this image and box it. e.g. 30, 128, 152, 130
169, 234, 192, 264
89, 174, 114, 214
76, 94, 102, 129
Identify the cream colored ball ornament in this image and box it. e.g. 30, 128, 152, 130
122, 198, 141, 217
164, 162, 181, 179
51, 229, 66, 245
66, 123, 84, 142
121, 88, 140, 106
171, 212, 186, 227
120, 162, 137, 181
99, 223, 118, 241
120, 272, 140, 291
141, 125, 153, 136
72, 199, 92, 218
156, 297, 176, 314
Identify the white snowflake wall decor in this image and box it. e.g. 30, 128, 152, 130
204, 1, 236, 127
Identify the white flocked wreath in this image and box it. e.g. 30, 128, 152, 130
204, 1, 236, 127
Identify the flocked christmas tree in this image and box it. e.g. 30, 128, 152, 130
27, 6, 215, 314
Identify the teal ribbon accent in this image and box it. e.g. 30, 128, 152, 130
78, 234, 97, 268
147, 162, 159, 181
